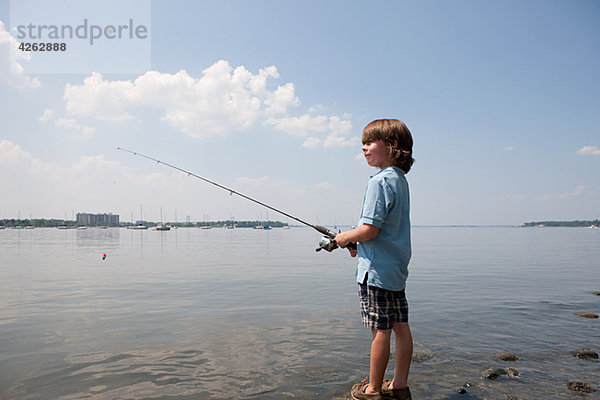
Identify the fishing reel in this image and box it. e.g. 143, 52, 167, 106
316, 236, 338, 252
316, 236, 357, 252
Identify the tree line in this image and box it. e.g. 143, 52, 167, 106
521, 220, 599, 227
0, 219, 289, 228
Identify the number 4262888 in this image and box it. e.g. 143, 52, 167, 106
19, 42, 67, 51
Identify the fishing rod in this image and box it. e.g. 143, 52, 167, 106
117, 147, 351, 252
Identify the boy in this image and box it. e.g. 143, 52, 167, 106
334, 119, 414, 400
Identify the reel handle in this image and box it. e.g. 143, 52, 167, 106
315, 236, 357, 252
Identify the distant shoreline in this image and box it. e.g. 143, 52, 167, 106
1, 219, 598, 229
521, 220, 599, 228
0, 218, 289, 229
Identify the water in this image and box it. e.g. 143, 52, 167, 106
1, 227, 598, 399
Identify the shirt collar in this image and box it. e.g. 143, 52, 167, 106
371, 165, 404, 178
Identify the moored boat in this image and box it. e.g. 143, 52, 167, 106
128, 225, 148, 230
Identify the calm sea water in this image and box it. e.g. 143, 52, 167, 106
1, 226, 598, 399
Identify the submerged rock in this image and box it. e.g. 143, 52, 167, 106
573, 348, 599, 360
567, 381, 596, 393
456, 388, 467, 394
496, 351, 519, 361
572, 311, 599, 318
484, 367, 521, 380
506, 396, 520, 400
412, 350, 434, 362
484, 368, 507, 380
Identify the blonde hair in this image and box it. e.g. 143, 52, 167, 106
362, 119, 414, 173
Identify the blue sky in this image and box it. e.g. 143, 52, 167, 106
1, 0, 598, 225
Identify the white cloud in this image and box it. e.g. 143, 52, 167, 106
38, 109, 55, 122
577, 146, 600, 156
505, 146, 516, 151
538, 185, 586, 202
307, 104, 325, 113
0, 140, 129, 186
62, 61, 302, 139
314, 181, 336, 191
64, 72, 136, 122
264, 82, 299, 116
60, 60, 355, 147
0, 20, 41, 90
302, 137, 323, 148
39, 108, 93, 140
0, 140, 357, 223
234, 176, 274, 188
69, 154, 131, 184
0, 140, 57, 176
501, 185, 587, 203
267, 114, 328, 137
267, 113, 356, 148
499, 193, 526, 202
232, 176, 290, 196
54, 118, 95, 140
0, 140, 186, 219
0, 140, 34, 164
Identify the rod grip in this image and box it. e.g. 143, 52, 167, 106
314, 225, 336, 238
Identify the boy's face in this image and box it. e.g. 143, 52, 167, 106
362, 138, 390, 169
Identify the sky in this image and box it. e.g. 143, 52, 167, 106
0, 0, 598, 226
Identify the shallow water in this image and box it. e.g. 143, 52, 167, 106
0, 226, 598, 399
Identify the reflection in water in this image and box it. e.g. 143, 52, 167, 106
0, 227, 598, 399
76, 227, 120, 246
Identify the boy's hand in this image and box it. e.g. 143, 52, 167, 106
334, 232, 357, 257
334, 231, 351, 248
347, 246, 357, 257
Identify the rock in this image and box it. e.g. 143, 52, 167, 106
573, 348, 599, 360
594, 291, 600, 296
412, 350, 434, 362
567, 380, 596, 393
484, 368, 507, 380
485, 371, 499, 380
506, 396, 520, 400
463, 382, 473, 388
457, 388, 467, 394
496, 351, 519, 361
573, 311, 599, 318
507, 367, 520, 378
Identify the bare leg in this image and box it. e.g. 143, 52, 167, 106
366, 328, 392, 393
391, 322, 413, 388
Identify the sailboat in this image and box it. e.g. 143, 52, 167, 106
153, 207, 171, 230
128, 204, 148, 229
224, 215, 235, 229
129, 224, 148, 230
200, 213, 212, 229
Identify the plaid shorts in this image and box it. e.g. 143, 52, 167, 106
358, 282, 408, 330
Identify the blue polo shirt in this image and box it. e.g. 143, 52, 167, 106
356, 166, 411, 291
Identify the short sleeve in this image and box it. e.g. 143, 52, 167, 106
359, 177, 394, 228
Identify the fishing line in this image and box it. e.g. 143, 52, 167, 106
117, 147, 348, 252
